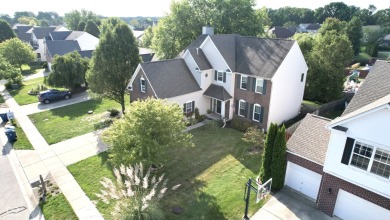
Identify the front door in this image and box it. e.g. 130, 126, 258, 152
213, 99, 222, 115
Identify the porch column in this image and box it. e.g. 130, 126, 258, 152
221, 101, 225, 118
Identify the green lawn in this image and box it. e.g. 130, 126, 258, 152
302, 100, 321, 108
39, 193, 77, 220
378, 51, 390, 60
68, 126, 265, 219
8, 77, 45, 105
29, 98, 128, 144
13, 122, 34, 150
21, 64, 44, 76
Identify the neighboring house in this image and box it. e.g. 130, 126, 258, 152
285, 60, 390, 219
139, 47, 155, 62
28, 27, 56, 61
269, 26, 295, 39
128, 26, 308, 130
297, 23, 321, 33
13, 24, 33, 45
44, 31, 98, 70
382, 34, 390, 47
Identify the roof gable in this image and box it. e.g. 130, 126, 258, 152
32, 27, 56, 39
50, 31, 72, 40
140, 59, 201, 99
188, 48, 212, 70
46, 40, 80, 58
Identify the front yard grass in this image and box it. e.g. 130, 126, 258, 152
21, 64, 44, 76
13, 121, 34, 150
39, 193, 77, 220
68, 126, 265, 219
29, 97, 128, 144
8, 77, 45, 105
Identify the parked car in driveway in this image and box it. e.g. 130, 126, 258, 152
38, 89, 71, 104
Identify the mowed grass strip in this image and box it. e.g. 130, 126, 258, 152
68, 126, 264, 219
13, 122, 34, 150
9, 77, 44, 105
29, 98, 126, 144
39, 193, 77, 220
21, 63, 44, 76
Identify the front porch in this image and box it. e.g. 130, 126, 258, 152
203, 84, 233, 120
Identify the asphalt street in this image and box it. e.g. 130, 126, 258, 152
0, 139, 29, 220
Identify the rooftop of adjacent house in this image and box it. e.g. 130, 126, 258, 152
46, 40, 81, 58
287, 114, 331, 165
203, 84, 232, 101
343, 60, 390, 116
31, 27, 56, 39
13, 25, 33, 33
188, 48, 212, 70
186, 34, 295, 79
306, 23, 321, 30
65, 31, 86, 40
140, 59, 201, 99
77, 50, 94, 59
271, 26, 295, 39
49, 31, 72, 40
16, 32, 32, 43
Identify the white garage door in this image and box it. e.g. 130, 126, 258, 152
334, 189, 390, 220
284, 161, 322, 200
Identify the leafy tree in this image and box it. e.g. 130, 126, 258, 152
305, 31, 353, 102
268, 7, 315, 27
37, 11, 61, 25
260, 123, 277, 183
141, 26, 153, 48
103, 98, 194, 166
129, 19, 141, 29
0, 38, 36, 72
152, 0, 266, 59
39, 19, 49, 27
18, 16, 39, 26
0, 14, 12, 25
319, 17, 345, 35
96, 163, 179, 219
64, 9, 99, 30
270, 125, 287, 190
13, 11, 35, 24
0, 55, 21, 82
346, 17, 363, 55
242, 126, 264, 149
77, 21, 86, 31
315, 2, 354, 23
293, 33, 316, 60
84, 20, 100, 38
86, 17, 140, 113
0, 19, 16, 43
47, 51, 89, 91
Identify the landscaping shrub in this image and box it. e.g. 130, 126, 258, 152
94, 119, 113, 130
229, 117, 252, 132
242, 126, 264, 149
107, 108, 120, 117
29, 84, 48, 95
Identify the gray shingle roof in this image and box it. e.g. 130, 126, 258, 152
65, 31, 85, 40
77, 50, 93, 59
16, 32, 31, 43
203, 84, 232, 101
32, 27, 56, 39
234, 37, 295, 78
343, 60, 390, 115
141, 59, 201, 99
287, 114, 331, 165
50, 31, 72, 40
46, 40, 80, 58
271, 26, 295, 38
210, 34, 238, 70
188, 48, 212, 70
15, 25, 33, 33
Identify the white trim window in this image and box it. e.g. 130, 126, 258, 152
140, 77, 146, 93
255, 78, 263, 94
350, 141, 390, 179
253, 104, 261, 122
217, 71, 224, 82
185, 101, 192, 114
241, 75, 248, 90
238, 100, 246, 117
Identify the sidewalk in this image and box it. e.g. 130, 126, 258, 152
1, 86, 104, 219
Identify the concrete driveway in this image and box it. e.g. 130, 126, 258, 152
252, 187, 333, 220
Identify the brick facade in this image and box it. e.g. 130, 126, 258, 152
286, 152, 323, 175
234, 76, 272, 130
317, 172, 390, 216
129, 69, 156, 102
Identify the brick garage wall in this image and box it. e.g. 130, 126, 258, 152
286, 152, 323, 175
129, 68, 156, 102
317, 172, 390, 216
234, 76, 272, 130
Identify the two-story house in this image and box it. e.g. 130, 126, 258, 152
285, 60, 390, 219
128, 26, 307, 130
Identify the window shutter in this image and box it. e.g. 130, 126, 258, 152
245, 102, 249, 117
249, 104, 254, 120
192, 101, 195, 112
223, 72, 226, 82
144, 80, 147, 92
252, 78, 256, 92
183, 104, 186, 113
262, 80, 267, 95
214, 70, 217, 80
236, 74, 241, 88
235, 100, 239, 115
247, 77, 251, 91
260, 106, 264, 123
341, 137, 355, 165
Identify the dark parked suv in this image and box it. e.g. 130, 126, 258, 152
38, 89, 71, 104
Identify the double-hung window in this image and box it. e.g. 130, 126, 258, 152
140, 78, 146, 93
217, 71, 224, 82
370, 148, 390, 178
238, 100, 246, 117
185, 101, 192, 114
255, 78, 263, 94
350, 142, 373, 170
253, 104, 261, 122
241, 76, 248, 90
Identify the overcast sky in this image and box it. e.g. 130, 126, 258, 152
2, 0, 389, 17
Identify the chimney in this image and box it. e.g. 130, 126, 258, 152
202, 23, 214, 35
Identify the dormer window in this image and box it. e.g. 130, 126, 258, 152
140, 77, 146, 93
214, 70, 226, 83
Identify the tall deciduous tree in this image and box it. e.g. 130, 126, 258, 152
0, 14, 12, 25
346, 16, 363, 55
103, 98, 194, 166
84, 20, 100, 38
152, 0, 266, 59
270, 125, 287, 190
0, 38, 36, 72
0, 55, 21, 82
268, 7, 315, 27
315, 2, 354, 23
305, 31, 353, 102
77, 21, 86, 31
86, 17, 140, 113
319, 17, 345, 35
47, 51, 89, 91
18, 16, 39, 26
140, 26, 153, 48
64, 9, 99, 31
13, 11, 35, 24
293, 33, 316, 60
0, 19, 16, 43
260, 123, 277, 183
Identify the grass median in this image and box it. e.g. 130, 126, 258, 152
68, 126, 265, 219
